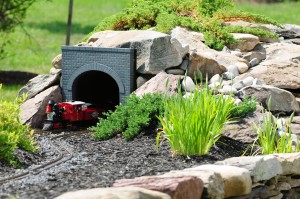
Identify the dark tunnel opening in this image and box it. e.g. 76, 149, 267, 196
72, 71, 119, 110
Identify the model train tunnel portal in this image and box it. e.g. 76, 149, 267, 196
61, 46, 136, 108
72, 71, 119, 109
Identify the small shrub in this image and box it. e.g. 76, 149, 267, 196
90, 93, 164, 141
87, 0, 282, 50
157, 81, 235, 156
201, 18, 236, 50
198, 0, 234, 17
0, 84, 37, 165
230, 97, 256, 118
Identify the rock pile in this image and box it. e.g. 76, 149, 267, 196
17, 21, 300, 198
19, 23, 300, 129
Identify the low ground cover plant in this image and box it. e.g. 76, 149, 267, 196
91, 93, 164, 141
230, 97, 256, 118
157, 82, 235, 156
0, 84, 37, 165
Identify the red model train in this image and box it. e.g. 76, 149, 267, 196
42, 100, 104, 130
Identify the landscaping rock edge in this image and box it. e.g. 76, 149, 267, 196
55, 152, 300, 199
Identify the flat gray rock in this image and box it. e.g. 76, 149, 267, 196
18, 74, 60, 100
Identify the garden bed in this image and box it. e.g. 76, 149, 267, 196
0, 130, 250, 199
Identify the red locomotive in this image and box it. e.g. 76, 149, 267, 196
42, 100, 105, 130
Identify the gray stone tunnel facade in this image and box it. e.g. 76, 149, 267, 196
61, 46, 136, 107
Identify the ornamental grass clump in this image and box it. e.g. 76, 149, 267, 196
253, 110, 300, 155
158, 81, 235, 156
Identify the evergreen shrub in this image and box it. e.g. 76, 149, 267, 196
91, 93, 164, 141
87, 0, 282, 50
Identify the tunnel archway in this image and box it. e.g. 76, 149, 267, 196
72, 71, 119, 110
62, 48, 135, 105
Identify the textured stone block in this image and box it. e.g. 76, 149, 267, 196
113, 175, 203, 199
162, 169, 224, 199
54, 187, 171, 199
273, 153, 300, 175
215, 155, 282, 183
186, 165, 252, 198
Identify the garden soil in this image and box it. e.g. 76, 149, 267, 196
0, 129, 250, 199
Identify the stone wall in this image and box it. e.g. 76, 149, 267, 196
57, 153, 300, 199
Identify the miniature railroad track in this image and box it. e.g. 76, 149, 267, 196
0, 130, 91, 185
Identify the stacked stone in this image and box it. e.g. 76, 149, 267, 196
55, 153, 300, 199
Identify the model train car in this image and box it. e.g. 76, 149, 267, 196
42, 100, 104, 130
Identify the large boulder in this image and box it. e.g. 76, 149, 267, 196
87, 30, 187, 74
134, 71, 182, 97
228, 33, 260, 52
20, 85, 62, 128
18, 74, 60, 100
170, 26, 206, 53
235, 43, 300, 89
170, 27, 250, 78
188, 49, 249, 79
222, 104, 263, 143
239, 85, 300, 113
188, 51, 226, 79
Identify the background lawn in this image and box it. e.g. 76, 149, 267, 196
236, 2, 300, 25
0, 0, 299, 100
0, 0, 131, 74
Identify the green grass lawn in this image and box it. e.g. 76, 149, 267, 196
0, 1, 299, 101
0, 84, 23, 101
0, 0, 130, 74
236, 2, 300, 25
0, 1, 299, 75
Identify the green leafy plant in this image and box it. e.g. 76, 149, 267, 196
0, 84, 37, 165
230, 97, 256, 118
198, 0, 234, 17
90, 93, 164, 141
201, 17, 236, 50
157, 80, 235, 156
253, 100, 300, 154
87, 0, 282, 50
